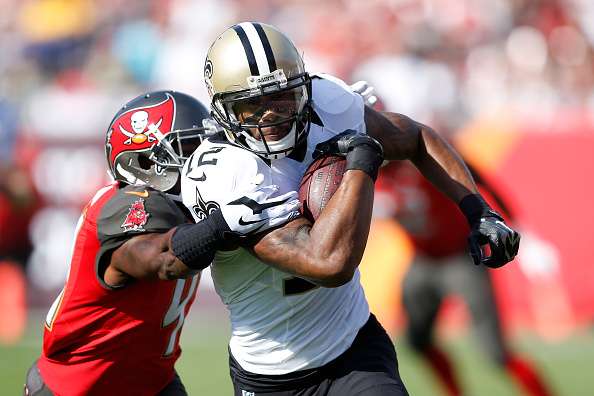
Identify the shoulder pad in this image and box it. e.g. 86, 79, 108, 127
311, 74, 365, 133
181, 141, 276, 222
97, 184, 187, 244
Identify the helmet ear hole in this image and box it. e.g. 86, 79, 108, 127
137, 155, 153, 170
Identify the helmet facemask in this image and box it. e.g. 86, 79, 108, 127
212, 69, 312, 159
112, 147, 180, 192
112, 122, 214, 192
150, 118, 218, 169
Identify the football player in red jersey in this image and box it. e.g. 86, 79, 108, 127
376, 160, 556, 396
23, 90, 301, 396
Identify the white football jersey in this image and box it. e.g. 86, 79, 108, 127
181, 73, 371, 375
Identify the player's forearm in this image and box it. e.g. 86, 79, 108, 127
306, 170, 373, 280
161, 231, 203, 281
249, 170, 374, 287
409, 126, 480, 205
110, 230, 200, 284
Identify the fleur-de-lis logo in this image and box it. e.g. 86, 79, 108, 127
191, 187, 219, 222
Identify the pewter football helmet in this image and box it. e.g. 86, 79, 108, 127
106, 90, 215, 191
204, 22, 313, 159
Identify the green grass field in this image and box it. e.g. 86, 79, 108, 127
2, 304, 594, 395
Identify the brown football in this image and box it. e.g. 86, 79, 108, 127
298, 155, 347, 222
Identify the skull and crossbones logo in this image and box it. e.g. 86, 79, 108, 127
119, 111, 162, 145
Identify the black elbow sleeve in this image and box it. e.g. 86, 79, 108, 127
170, 211, 228, 270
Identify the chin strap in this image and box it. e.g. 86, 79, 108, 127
241, 122, 297, 159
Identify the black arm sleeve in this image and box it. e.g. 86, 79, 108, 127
170, 210, 234, 270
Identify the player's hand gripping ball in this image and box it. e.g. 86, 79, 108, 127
298, 155, 347, 222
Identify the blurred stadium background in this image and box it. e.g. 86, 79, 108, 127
1, 0, 594, 395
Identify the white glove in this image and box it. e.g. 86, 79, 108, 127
351, 80, 377, 108
220, 184, 301, 236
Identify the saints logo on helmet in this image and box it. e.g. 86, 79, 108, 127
106, 90, 215, 192
204, 22, 313, 160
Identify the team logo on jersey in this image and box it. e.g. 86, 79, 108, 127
121, 198, 150, 232
106, 94, 176, 167
190, 187, 220, 222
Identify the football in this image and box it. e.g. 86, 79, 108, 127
298, 155, 347, 222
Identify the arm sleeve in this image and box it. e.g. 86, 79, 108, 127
170, 210, 233, 270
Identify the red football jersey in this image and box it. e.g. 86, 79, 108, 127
375, 162, 469, 258
38, 182, 199, 396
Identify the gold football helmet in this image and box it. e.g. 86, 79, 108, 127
204, 22, 312, 159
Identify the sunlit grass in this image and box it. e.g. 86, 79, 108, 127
2, 305, 593, 395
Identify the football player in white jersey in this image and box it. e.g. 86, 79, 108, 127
23, 90, 301, 396
181, 22, 521, 396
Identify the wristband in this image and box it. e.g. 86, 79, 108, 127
458, 194, 503, 227
170, 210, 236, 270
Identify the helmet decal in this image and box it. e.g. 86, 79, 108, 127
204, 59, 213, 79
204, 60, 214, 99
107, 94, 176, 166
232, 22, 277, 77
118, 116, 160, 145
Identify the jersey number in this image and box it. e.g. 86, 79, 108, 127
162, 275, 199, 357
186, 147, 225, 181
45, 276, 199, 358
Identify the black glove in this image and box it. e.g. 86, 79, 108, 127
459, 194, 521, 268
313, 130, 384, 182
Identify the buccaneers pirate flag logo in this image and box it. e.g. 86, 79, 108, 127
121, 198, 150, 232
106, 93, 176, 173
